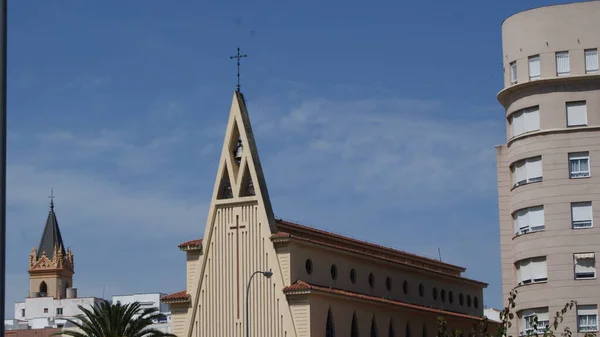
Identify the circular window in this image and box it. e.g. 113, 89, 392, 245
432, 287, 438, 300
459, 293, 464, 306
386, 277, 391, 291
418, 283, 424, 297
441, 289, 446, 302
330, 265, 337, 280
467, 295, 472, 308
474, 296, 479, 309
305, 259, 313, 274
449, 291, 454, 304
350, 268, 357, 284
403, 280, 408, 295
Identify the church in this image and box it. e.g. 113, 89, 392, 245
161, 90, 494, 337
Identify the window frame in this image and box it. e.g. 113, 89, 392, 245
513, 205, 545, 236
511, 156, 543, 188
556, 51, 571, 76
585, 49, 599, 74
510, 61, 518, 84
569, 152, 590, 179
578, 305, 599, 332
522, 311, 550, 336
571, 202, 593, 229
528, 55, 541, 80
566, 101, 588, 127
516, 256, 548, 285
574, 253, 596, 280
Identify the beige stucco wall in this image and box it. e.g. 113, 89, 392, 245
289, 241, 485, 317
29, 274, 72, 299
185, 250, 202, 295
170, 303, 191, 337
498, 2, 600, 336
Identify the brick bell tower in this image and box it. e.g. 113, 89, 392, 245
28, 193, 74, 299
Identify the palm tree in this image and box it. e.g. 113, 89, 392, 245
53, 300, 176, 337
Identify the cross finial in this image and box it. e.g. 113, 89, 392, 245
229, 47, 247, 92
49, 188, 55, 209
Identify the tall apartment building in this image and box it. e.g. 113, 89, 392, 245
496, 2, 600, 336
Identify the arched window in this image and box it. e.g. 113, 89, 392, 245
388, 320, 395, 337
326, 308, 335, 337
406, 323, 411, 337
422, 325, 427, 337
39, 281, 48, 295
351, 312, 359, 337
370, 316, 378, 337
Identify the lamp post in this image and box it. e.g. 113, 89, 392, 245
246, 270, 273, 337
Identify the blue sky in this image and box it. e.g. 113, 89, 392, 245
5, 0, 576, 317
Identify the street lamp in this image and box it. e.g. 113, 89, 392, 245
246, 270, 273, 337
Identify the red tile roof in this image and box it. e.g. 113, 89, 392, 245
283, 281, 484, 321
178, 239, 203, 250
160, 290, 190, 303
273, 219, 486, 286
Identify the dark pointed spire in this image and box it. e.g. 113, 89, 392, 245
37, 191, 65, 259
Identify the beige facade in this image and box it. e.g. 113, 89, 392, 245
162, 91, 494, 336
497, 2, 600, 337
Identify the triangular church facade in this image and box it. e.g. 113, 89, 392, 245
162, 91, 494, 337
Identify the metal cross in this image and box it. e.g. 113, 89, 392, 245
230, 47, 247, 92
49, 188, 55, 208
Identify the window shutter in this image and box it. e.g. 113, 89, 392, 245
527, 157, 543, 180
529, 206, 545, 229
572, 202, 592, 222
519, 259, 532, 282
531, 257, 547, 280
515, 160, 527, 184
511, 111, 524, 137
525, 107, 540, 132
578, 305, 598, 316
585, 49, 599, 73
556, 52, 570, 75
536, 310, 550, 322
567, 102, 588, 126
529, 56, 541, 79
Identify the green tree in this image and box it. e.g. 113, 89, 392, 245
437, 288, 598, 337
53, 300, 176, 337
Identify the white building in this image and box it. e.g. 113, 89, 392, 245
13, 296, 104, 329
112, 293, 171, 323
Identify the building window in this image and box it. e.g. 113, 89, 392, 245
521, 308, 550, 336
418, 283, 424, 297
389, 320, 395, 337
432, 287, 438, 300
402, 280, 408, 295
516, 256, 547, 285
44, 308, 48, 313
441, 289, 446, 303
385, 277, 391, 291
467, 295, 472, 308
474, 296, 479, 309
21, 309, 25, 317
566, 101, 588, 127
305, 259, 313, 274
585, 49, 599, 74
572, 202, 593, 229
574, 253, 596, 279
350, 268, 356, 284
368, 273, 374, 288
510, 106, 540, 138
449, 291, 454, 304
510, 61, 517, 84
459, 293, 464, 306
529, 55, 540, 80
330, 265, 337, 280
326, 308, 335, 337
351, 313, 359, 337
371, 317, 378, 337
556, 51, 570, 76
578, 305, 598, 332
569, 152, 590, 178
513, 206, 545, 235
511, 156, 543, 188
57, 308, 63, 315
